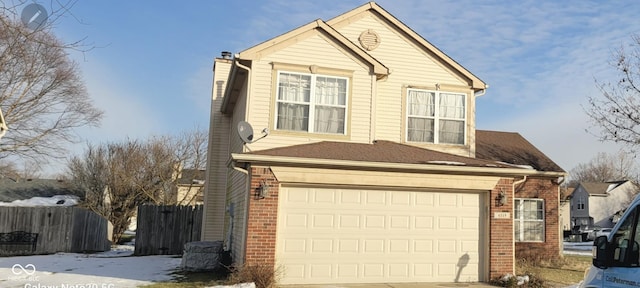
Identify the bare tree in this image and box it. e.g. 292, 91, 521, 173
586, 34, 640, 149
0, 2, 102, 162
568, 151, 640, 185
67, 128, 208, 242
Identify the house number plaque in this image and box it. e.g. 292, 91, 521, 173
494, 212, 510, 219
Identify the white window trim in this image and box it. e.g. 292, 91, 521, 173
514, 198, 545, 243
405, 88, 466, 145
275, 70, 349, 135
577, 196, 585, 210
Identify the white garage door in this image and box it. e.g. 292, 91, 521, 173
276, 187, 484, 284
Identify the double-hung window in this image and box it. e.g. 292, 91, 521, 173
406, 88, 466, 144
276, 71, 348, 134
514, 198, 545, 242
577, 196, 585, 210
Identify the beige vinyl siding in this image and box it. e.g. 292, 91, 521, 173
333, 13, 476, 157
227, 83, 250, 263
202, 59, 233, 241
245, 33, 374, 152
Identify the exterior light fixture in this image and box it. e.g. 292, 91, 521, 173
496, 190, 507, 207
258, 181, 270, 199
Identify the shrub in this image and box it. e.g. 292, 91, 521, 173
226, 263, 281, 288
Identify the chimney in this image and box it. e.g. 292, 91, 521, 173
221, 51, 232, 60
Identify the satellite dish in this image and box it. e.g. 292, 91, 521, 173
237, 121, 268, 144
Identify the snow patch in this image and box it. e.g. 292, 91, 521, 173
497, 161, 535, 170
0, 195, 80, 207
0, 248, 180, 288
427, 161, 466, 165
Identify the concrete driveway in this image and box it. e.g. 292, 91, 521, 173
280, 283, 495, 288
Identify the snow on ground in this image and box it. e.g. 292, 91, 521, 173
0, 195, 80, 207
563, 241, 593, 256
0, 245, 182, 288
0, 241, 593, 288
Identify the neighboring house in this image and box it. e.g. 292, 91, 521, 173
202, 2, 565, 285
560, 187, 574, 232
570, 181, 638, 229
176, 169, 205, 206
0, 177, 81, 204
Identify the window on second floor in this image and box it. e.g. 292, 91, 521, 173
577, 196, 585, 210
275, 71, 348, 134
406, 88, 466, 145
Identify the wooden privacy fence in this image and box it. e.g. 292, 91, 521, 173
0, 207, 111, 256
134, 204, 203, 255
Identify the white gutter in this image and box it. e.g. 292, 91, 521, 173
474, 86, 488, 98
231, 153, 566, 178
511, 175, 527, 274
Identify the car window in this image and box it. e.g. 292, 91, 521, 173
610, 207, 640, 267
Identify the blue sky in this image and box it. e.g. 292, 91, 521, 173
34, 0, 640, 174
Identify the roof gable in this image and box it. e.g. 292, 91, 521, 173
326, 2, 486, 90
238, 19, 389, 76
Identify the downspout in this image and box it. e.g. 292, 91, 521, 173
370, 74, 376, 143
511, 175, 527, 275
234, 55, 252, 135
233, 56, 252, 266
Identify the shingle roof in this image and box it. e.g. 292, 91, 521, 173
248, 130, 564, 173
0, 178, 81, 202
475, 130, 564, 172
250, 140, 508, 168
579, 181, 627, 196
177, 169, 206, 185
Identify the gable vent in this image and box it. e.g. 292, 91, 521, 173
358, 29, 381, 51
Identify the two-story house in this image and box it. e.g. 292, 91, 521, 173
202, 2, 565, 285
570, 181, 638, 230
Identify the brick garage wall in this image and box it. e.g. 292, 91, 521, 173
514, 177, 561, 262
244, 166, 279, 265
490, 178, 515, 279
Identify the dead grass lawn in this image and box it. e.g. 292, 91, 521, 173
516, 255, 591, 286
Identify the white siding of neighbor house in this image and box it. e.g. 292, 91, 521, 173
332, 13, 476, 157
244, 33, 375, 152
202, 59, 233, 241
590, 182, 637, 228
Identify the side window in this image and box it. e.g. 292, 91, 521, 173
611, 207, 640, 267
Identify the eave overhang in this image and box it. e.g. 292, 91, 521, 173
230, 153, 566, 178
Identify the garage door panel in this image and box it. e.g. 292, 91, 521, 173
277, 188, 484, 284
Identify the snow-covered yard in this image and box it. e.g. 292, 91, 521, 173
563, 241, 593, 256
0, 241, 592, 288
0, 245, 181, 288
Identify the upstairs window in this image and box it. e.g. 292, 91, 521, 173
577, 196, 585, 210
406, 89, 466, 144
514, 198, 545, 242
276, 71, 348, 134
